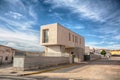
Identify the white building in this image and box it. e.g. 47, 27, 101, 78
40, 23, 85, 63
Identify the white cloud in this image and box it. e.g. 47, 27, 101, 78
44, 0, 106, 22
28, 6, 38, 20
5, 0, 26, 11
4, 0, 38, 20
114, 35, 120, 40
5, 11, 23, 19
49, 12, 63, 20
0, 16, 35, 30
86, 41, 120, 50
94, 24, 119, 35
74, 26, 84, 29
0, 0, 41, 51
105, 44, 120, 50
86, 41, 104, 46
0, 25, 43, 51
0, 27, 38, 42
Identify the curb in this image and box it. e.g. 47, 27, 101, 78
19, 64, 76, 76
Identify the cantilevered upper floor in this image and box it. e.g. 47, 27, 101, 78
40, 23, 84, 49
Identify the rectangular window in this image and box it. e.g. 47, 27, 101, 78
79, 38, 81, 44
73, 35, 74, 42
75, 36, 78, 43
43, 29, 49, 43
69, 33, 71, 41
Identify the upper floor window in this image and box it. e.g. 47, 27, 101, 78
72, 35, 74, 42
79, 38, 81, 44
43, 29, 49, 43
75, 36, 78, 43
69, 33, 71, 41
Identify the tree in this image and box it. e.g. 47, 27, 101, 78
100, 50, 106, 56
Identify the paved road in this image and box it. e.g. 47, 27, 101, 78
0, 56, 119, 80
29, 56, 120, 80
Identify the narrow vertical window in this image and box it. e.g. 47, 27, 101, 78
69, 33, 71, 41
43, 29, 49, 43
79, 38, 81, 44
73, 35, 74, 42
75, 36, 78, 43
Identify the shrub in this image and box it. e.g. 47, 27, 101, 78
100, 50, 106, 56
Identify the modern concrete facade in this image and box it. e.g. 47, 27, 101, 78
40, 23, 85, 63
0, 45, 15, 64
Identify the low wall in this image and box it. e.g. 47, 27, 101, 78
90, 54, 101, 61
13, 56, 69, 71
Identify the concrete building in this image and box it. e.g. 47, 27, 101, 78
0, 45, 15, 64
13, 23, 85, 71
40, 23, 85, 63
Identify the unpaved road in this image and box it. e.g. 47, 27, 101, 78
29, 56, 120, 80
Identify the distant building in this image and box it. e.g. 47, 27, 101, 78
40, 23, 85, 63
0, 45, 15, 64
110, 50, 120, 55
85, 46, 90, 55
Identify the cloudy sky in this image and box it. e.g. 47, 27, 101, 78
0, 0, 120, 51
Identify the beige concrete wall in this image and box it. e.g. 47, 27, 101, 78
44, 45, 69, 57
40, 23, 58, 45
57, 24, 84, 49
13, 56, 69, 71
40, 23, 85, 49
45, 45, 63, 56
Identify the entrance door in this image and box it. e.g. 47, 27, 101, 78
0, 56, 2, 65
70, 52, 74, 63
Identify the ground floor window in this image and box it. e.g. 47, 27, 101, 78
5, 56, 8, 61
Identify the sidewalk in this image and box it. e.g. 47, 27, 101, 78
0, 59, 100, 76
0, 63, 78, 76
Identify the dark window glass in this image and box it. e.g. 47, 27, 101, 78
5, 56, 8, 61
43, 29, 49, 43
79, 38, 81, 44
73, 35, 74, 42
69, 33, 71, 41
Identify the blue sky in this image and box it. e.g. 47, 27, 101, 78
0, 0, 120, 51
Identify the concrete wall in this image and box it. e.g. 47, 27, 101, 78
40, 23, 84, 49
45, 45, 62, 56
13, 57, 24, 68
13, 56, 69, 71
90, 54, 101, 61
57, 24, 84, 48
40, 23, 58, 45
